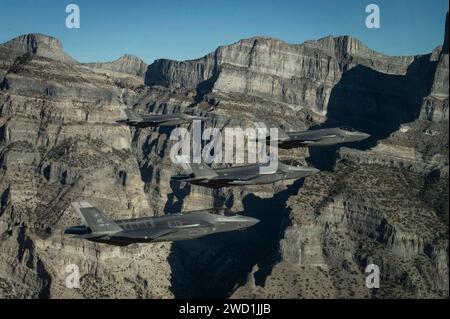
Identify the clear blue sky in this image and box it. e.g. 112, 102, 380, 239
0, 0, 448, 63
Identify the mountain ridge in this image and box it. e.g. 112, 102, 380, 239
1, 32, 427, 65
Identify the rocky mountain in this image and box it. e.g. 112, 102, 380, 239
0, 33, 77, 64
146, 35, 414, 117
0, 13, 448, 299
87, 54, 148, 77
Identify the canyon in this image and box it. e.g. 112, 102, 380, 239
0, 13, 448, 298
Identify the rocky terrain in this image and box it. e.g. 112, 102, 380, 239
0, 13, 448, 299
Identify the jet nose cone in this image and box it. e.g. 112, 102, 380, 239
307, 167, 321, 175
246, 217, 260, 227
237, 216, 260, 228
361, 132, 371, 140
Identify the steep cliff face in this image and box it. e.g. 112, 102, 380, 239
423, 48, 449, 122
0, 34, 173, 298
146, 35, 415, 117
146, 36, 342, 113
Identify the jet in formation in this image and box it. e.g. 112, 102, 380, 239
267, 126, 370, 149
116, 109, 207, 128
171, 161, 320, 188
64, 202, 259, 246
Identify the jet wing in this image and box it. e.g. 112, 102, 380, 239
178, 177, 210, 183
227, 175, 260, 183
125, 228, 177, 239
70, 228, 175, 240
141, 118, 173, 125
177, 175, 257, 185
234, 175, 259, 181
142, 117, 191, 127
142, 228, 176, 239
69, 233, 100, 240
292, 134, 337, 143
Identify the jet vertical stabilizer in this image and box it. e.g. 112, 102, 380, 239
124, 109, 142, 122
189, 162, 219, 179
71, 202, 122, 234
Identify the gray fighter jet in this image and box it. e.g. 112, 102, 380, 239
64, 202, 259, 246
116, 109, 207, 128
267, 126, 370, 149
171, 161, 320, 188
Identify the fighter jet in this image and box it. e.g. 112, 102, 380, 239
266, 126, 370, 149
64, 202, 259, 246
171, 161, 320, 188
116, 109, 207, 128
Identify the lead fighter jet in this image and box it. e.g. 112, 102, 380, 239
64, 202, 259, 246
171, 161, 320, 188
116, 109, 207, 128
266, 126, 370, 149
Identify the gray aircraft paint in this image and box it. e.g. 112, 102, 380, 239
116, 108, 207, 128
171, 161, 319, 188
270, 126, 370, 149
65, 202, 259, 246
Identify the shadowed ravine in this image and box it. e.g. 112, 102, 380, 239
167, 179, 304, 299
308, 56, 437, 171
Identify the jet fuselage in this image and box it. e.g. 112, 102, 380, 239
116, 114, 193, 128
65, 210, 259, 246
274, 127, 370, 149
172, 164, 319, 188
